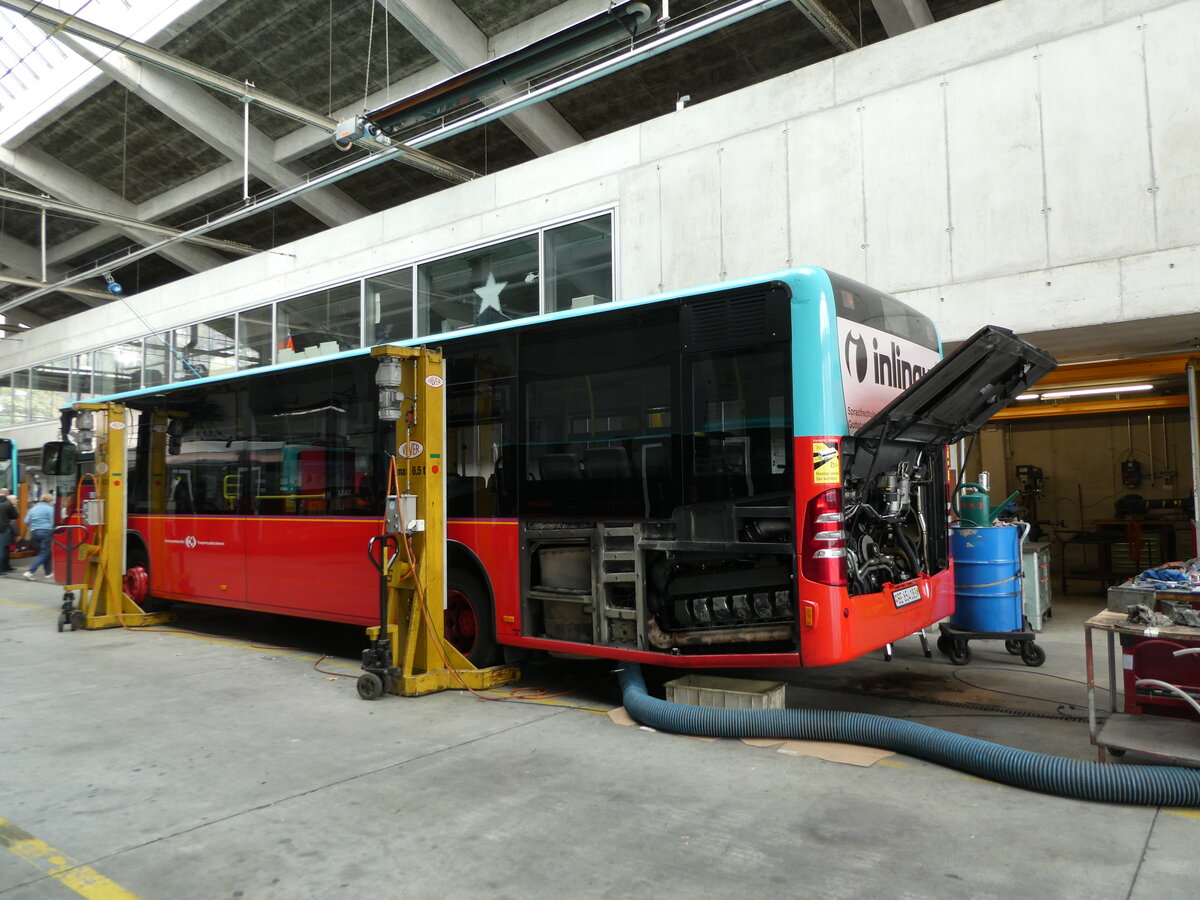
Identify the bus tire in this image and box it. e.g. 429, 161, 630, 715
446, 569, 499, 668
124, 547, 169, 613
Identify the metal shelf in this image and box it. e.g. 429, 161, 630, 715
1085, 610, 1200, 767
1094, 714, 1200, 767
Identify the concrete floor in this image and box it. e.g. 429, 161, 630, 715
1, 570, 1198, 900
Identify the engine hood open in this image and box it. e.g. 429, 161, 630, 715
855, 325, 1056, 445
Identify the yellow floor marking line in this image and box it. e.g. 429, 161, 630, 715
875, 758, 917, 770
0, 597, 48, 610
0, 817, 143, 900
1164, 808, 1200, 820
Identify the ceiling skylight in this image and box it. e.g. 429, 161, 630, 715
0, 0, 208, 145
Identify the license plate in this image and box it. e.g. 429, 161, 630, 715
891, 585, 921, 608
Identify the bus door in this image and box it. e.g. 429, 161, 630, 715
151, 435, 250, 605
241, 441, 376, 620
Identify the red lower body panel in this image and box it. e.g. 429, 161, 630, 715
447, 519, 520, 636
797, 564, 956, 667
127, 515, 518, 629
141, 515, 382, 623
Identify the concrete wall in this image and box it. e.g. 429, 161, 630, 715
3, 0, 1197, 402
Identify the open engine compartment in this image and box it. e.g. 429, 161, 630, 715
841, 438, 950, 596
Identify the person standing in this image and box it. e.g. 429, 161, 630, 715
23, 495, 55, 581
0, 489, 17, 574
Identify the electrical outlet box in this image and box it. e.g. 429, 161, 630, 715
82, 499, 105, 526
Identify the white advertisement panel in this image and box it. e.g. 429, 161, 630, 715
836, 318, 941, 434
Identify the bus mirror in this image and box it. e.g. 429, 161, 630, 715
0, 439, 12, 461
42, 441, 78, 476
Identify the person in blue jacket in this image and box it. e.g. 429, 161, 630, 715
22, 495, 55, 580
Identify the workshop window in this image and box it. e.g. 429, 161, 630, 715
9, 370, 30, 424
71, 353, 93, 397
417, 235, 539, 336
172, 318, 237, 381
144, 336, 170, 388
544, 214, 613, 314
0, 373, 13, 426
237, 304, 273, 370
366, 269, 414, 345
93, 341, 143, 395
30, 360, 73, 422
277, 285, 362, 361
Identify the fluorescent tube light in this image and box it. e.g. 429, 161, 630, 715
1040, 384, 1154, 400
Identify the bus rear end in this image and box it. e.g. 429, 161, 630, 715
793, 271, 1054, 664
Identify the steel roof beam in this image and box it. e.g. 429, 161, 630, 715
36, 162, 245, 270
0, 232, 107, 313
0, 304, 48, 327
0, 272, 112, 302
0, 186, 258, 256
870, 0, 935, 36
0, 0, 475, 185
51, 31, 370, 229
0, 144, 227, 275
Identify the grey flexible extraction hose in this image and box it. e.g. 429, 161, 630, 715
618, 663, 1200, 806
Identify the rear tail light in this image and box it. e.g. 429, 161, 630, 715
802, 488, 847, 586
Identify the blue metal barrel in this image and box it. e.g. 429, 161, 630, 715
950, 525, 1023, 632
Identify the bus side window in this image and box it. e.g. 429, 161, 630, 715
447, 377, 514, 518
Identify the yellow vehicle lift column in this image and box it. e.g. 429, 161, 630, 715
358, 345, 518, 699
59, 402, 173, 631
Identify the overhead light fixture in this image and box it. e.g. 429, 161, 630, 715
1015, 393, 1038, 401
1038, 384, 1155, 400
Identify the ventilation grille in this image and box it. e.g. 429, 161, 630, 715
682, 284, 789, 352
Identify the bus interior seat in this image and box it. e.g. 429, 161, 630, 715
449, 474, 488, 509
538, 454, 582, 480
583, 447, 632, 479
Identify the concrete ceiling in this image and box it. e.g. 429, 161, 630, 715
0, 0, 1000, 332
1020, 315, 1200, 365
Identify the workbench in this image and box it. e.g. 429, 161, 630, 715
1085, 610, 1200, 766
1057, 519, 1184, 594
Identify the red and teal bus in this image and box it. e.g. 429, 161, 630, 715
51, 268, 1052, 668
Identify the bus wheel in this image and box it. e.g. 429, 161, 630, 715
445, 570, 499, 667
124, 555, 168, 612
124, 563, 150, 607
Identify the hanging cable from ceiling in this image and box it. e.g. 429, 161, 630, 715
120, 88, 129, 202
362, 0, 376, 110
327, 0, 333, 116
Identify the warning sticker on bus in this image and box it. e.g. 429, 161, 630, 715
812, 441, 840, 484
397, 440, 424, 459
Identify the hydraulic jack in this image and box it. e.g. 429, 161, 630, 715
44, 402, 173, 631
357, 345, 518, 699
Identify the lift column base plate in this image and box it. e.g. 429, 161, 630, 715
392, 664, 520, 697
78, 612, 174, 630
